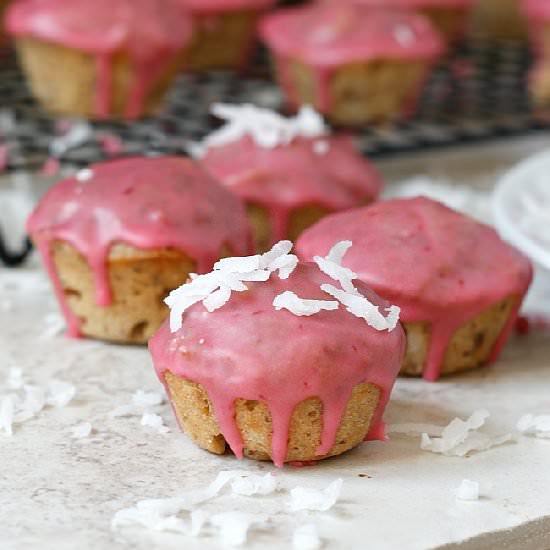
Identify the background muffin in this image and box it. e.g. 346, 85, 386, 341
260, 3, 445, 126
296, 197, 533, 381
197, 104, 382, 251
150, 242, 405, 465
470, 0, 528, 42
181, 0, 277, 72
27, 156, 252, 344
5, 0, 193, 119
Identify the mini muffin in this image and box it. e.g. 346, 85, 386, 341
328, 0, 475, 44
181, 0, 276, 72
197, 104, 382, 252
5, 0, 193, 119
523, 0, 550, 107
471, 0, 528, 42
150, 241, 405, 466
296, 197, 533, 381
27, 156, 251, 344
260, 4, 445, 126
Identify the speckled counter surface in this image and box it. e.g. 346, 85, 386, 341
1, 137, 550, 550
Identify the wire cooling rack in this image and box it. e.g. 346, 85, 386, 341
0, 40, 548, 265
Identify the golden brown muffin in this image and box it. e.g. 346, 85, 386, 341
6, 0, 193, 119
260, 4, 444, 126
27, 156, 252, 344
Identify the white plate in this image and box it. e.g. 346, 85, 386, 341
493, 150, 550, 318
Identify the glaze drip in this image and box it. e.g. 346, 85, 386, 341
27, 156, 251, 337
296, 197, 533, 381
149, 263, 405, 466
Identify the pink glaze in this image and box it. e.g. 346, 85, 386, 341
182, 0, 276, 15
523, 0, 550, 20
5, 0, 193, 119
328, 0, 474, 8
296, 197, 533, 381
202, 135, 383, 247
260, 4, 444, 115
27, 156, 252, 338
149, 263, 405, 467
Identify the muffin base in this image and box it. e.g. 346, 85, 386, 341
15, 37, 184, 119
247, 202, 330, 253
470, 0, 528, 42
401, 297, 517, 377
279, 58, 427, 126
51, 241, 195, 344
421, 7, 469, 44
164, 371, 381, 462
187, 10, 258, 72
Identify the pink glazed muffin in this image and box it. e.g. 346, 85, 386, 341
150, 241, 405, 465
260, 3, 445, 126
27, 156, 251, 344
296, 197, 533, 381
5, 0, 193, 119
197, 104, 382, 251
181, 0, 277, 71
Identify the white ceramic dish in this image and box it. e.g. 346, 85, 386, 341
493, 150, 550, 318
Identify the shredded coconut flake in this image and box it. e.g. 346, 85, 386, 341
50, 121, 92, 156
314, 242, 400, 331
211, 511, 266, 547
230, 472, 278, 496
517, 414, 550, 439
290, 478, 343, 512
0, 395, 16, 436
40, 312, 66, 339
46, 380, 75, 408
75, 168, 93, 182
420, 410, 512, 456
165, 241, 298, 332
197, 103, 327, 153
454, 479, 480, 501
273, 291, 338, 317
71, 422, 92, 439
313, 140, 330, 155
141, 413, 170, 434
132, 390, 164, 408
293, 524, 322, 550
6, 367, 25, 390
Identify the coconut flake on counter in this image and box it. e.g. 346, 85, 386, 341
110, 390, 166, 418
140, 412, 170, 434
273, 291, 339, 317
195, 103, 327, 154
293, 524, 323, 550
40, 312, 66, 340
290, 478, 343, 512
420, 410, 512, 457
71, 422, 92, 439
165, 241, 298, 332
454, 479, 480, 502
49, 121, 93, 157
0, 370, 75, 436
230, 472, 278, 497
517, 414, 550, 439
210, 511, 267, 547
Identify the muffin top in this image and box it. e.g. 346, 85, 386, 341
523, 0, 550, 20
150, 241, 405, 466
198, 104, 382, 241
296, 197, 533, 314
181, 0, 276, 14
260, 3, 445, 67
28, 156, 251, 303
5, 0, 193, 56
